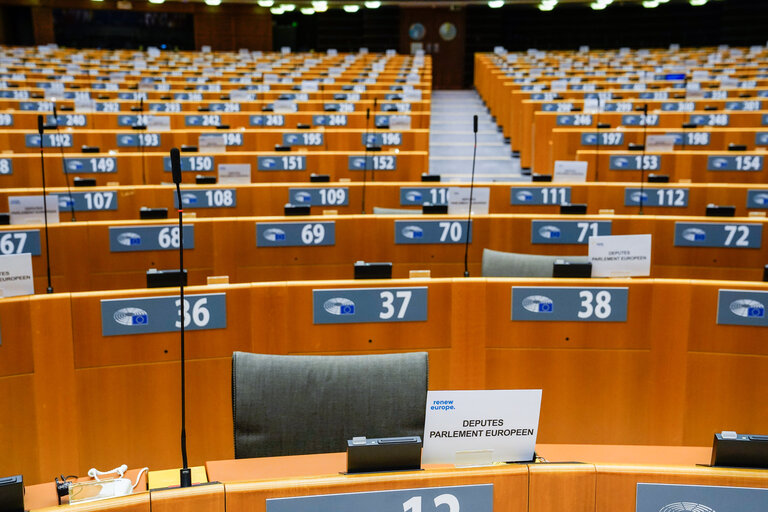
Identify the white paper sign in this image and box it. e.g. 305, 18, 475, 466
553, 160, 588, 183
0, 253, 34, 297
273, 100, 298, 113
199, 134, 227, 153
588, 234, 652, 277
147, 115, 171, 131
422, 390, 542, 465
389, 115, 411, 130
448, 187, 490, 215
218, 163, 251, 184
645, 135, 677, 152
9, 195, 59, 225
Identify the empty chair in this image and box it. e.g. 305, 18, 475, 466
372, 206, 423, 215
482, 248, 589, 277
232, 351, 428, 459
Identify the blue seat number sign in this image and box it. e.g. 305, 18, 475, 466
674, 222, 762, 248
531, 220, 611, 244
109, 225, 195, 252
312, 287, 428, 324
395, 220, 471, 244
512, 286, 628, 322
256, 222, 335, 247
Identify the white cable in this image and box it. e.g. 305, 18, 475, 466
87, 464, 128, 481
132, 468, 149, 491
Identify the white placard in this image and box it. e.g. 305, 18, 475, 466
272, 100, 298, 113
550, 80, 568, 92
583, 98, 599, 113
589, 234, 652, 277
403, 89, 422, 101
147, 115, 171, 131
9, 195, 59, 225
447, 187, 490, 215
422, 390, 542, 465
75, 98, 96, 112
645, 135, 676, 152
327, 49, 338, 56
201, 46, 211, 53
218, 163, 251, 184
553, 160, 588, 183
0, 253, 34, 297
389, 115, 411, 130
199, 134, 227, 153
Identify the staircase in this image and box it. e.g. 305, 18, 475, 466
428, 90, 524, 182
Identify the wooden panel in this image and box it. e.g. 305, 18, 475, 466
529, 464, 595, 512
194, 12, 235, 52
0, 296, 34, 377
224, 465, 528, 512
233, 12, 272, 51
75, 357, 233, 474
150, 483, 225, 512
595, 464, 768, 512
31, 6, 54, 45
0, 374, 40, 481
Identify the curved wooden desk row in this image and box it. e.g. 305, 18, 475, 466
0, 98, 431, 114
0, 151, 428, 188
21, 449, 768, 512
1, 278, 767, 484
0, 128, 429, 154
528, 111, 768, 171
545, 127, 768, 174
0, 110, 431, 131
574, 150, 768, 184
7, 213, 768, 293
2, 181, 768, 222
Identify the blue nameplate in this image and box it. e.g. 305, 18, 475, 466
19, 101, 54, 112
25, 133, 73, 148
580, 132, 624, 146
363, 132, 403, 146
621, 114, 659, 126
725, 100, 761, 111
661, 102, 695, 112
109, 225, 195, 252
0, 158, 12, 175
185, 114, 222, 127
268, 487, 490, 512
531, 220, 612, 244
400, 187, 450, 206
208, 102, 241, 112
512, 286, 628, 322
716, 290, 768, 327
116, 133, 161, 147
601, 102, 633, 112
674, 222, 762, 248
555, 114, 593, 126
0, 230, 41, 255
636, 483, 768, 512
395, 220, 471, 244
63, 157, 117, 174
95, 102, 122, 112
746, 190, 768, 208
55, 191, 117, 211
258, 155, 306, 171
163, 155, 214, 172
313, 114, 348, 126
149, 103, 182, 113
541, 102, 574, 112
117, 115, 147, 127
689, 113, 730, 126
250, 114, 285, 127
289, 188, 349, 206
510, 187, 571, 205
282, 132, 324, 146
100, 293, 227, 336
609, 155, 661, 171
668, 131, 710, 146
707, 155, 763, 171
312, 287, 428, 324
0, 113, 14, 126
174, 189, 236, 209
755, 133, 768, 146
624, 187, 688, 207
256, 221, 335, 247
348, 155, 397, 171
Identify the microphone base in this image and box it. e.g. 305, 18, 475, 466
179, 468, 192, 488
464, 271, 470, 278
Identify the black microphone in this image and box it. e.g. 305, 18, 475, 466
171, 147, 182, 185
169, 147, 191, 488
52, 103, 76, 222
463, 114, 478, 278
639, 103, 649, 215
37, 114, 53, 293
361, 107, 371, 214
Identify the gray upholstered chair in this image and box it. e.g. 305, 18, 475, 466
372, 207, 423, 215
232, 351, 429, 459
482, 248, 590, 277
